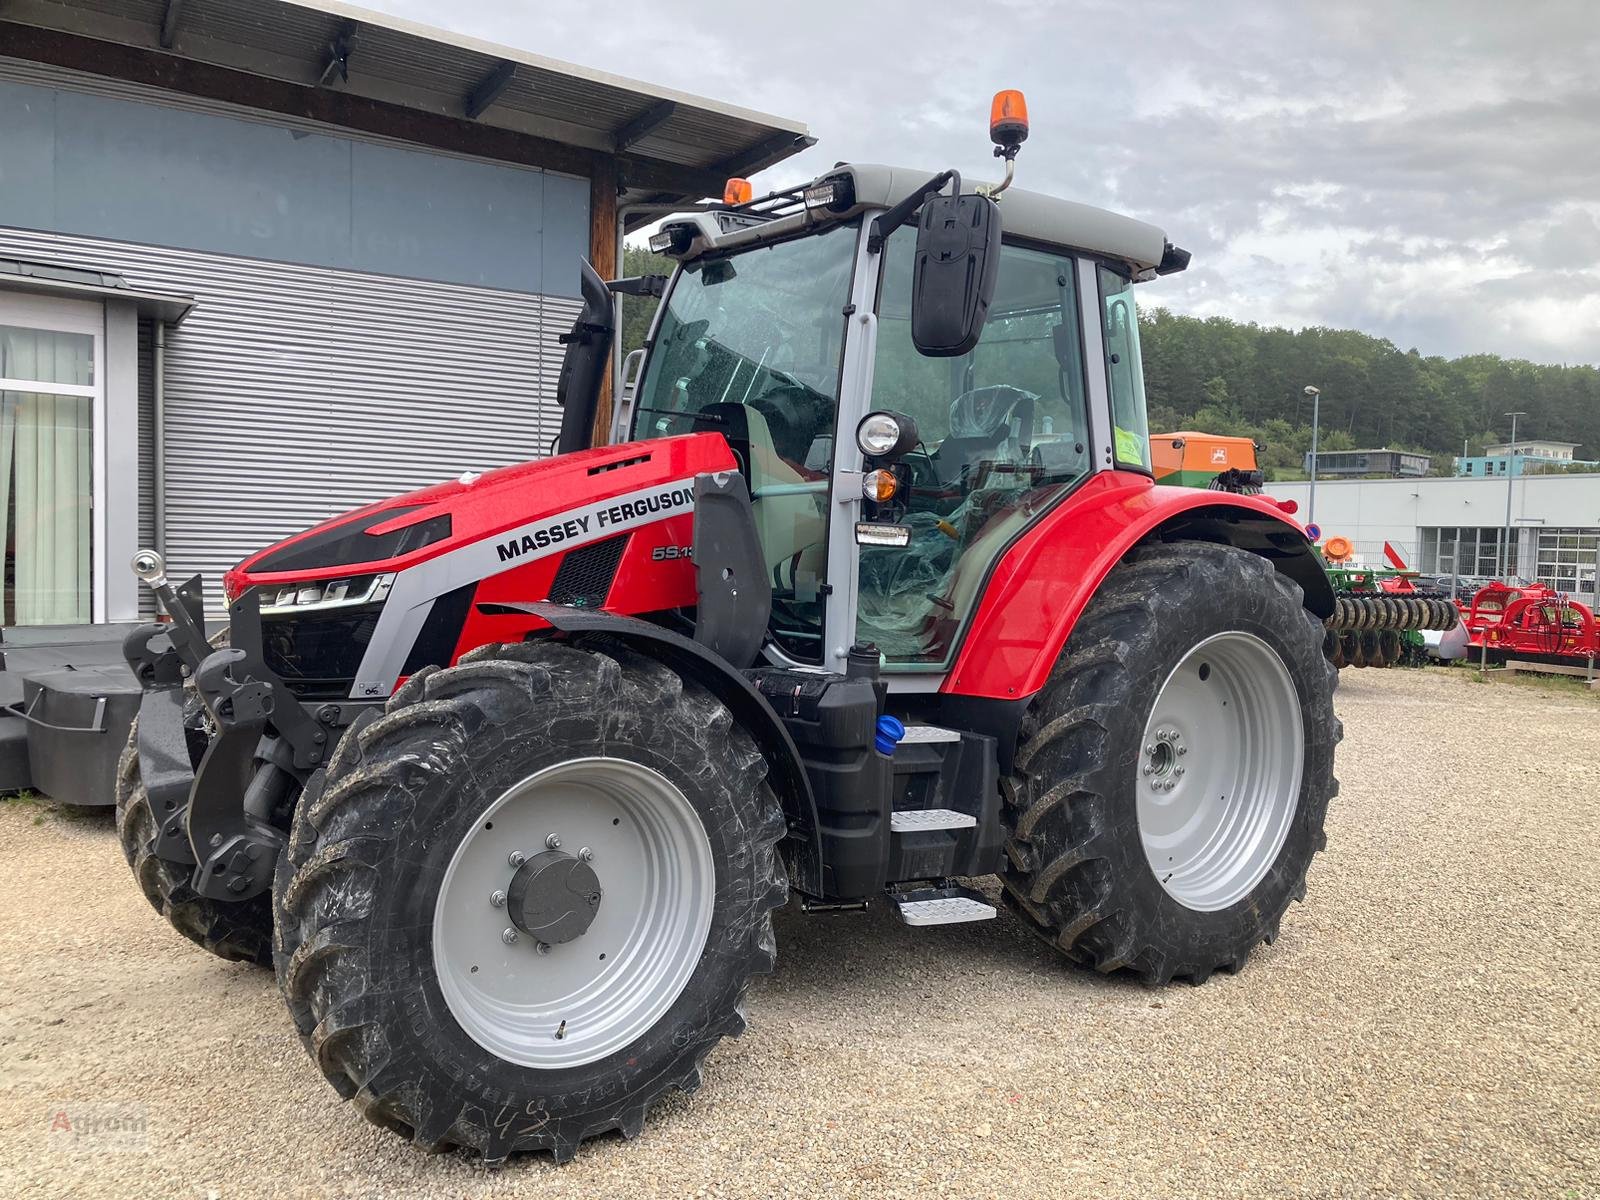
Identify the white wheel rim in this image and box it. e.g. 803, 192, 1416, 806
1136, 631, 1304, 912
432, 757, 715, 1069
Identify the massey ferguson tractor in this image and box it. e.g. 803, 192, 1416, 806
116, 94, 1340, 1163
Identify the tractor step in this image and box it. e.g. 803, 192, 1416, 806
889, 885, 997, 927
899, 723, 962, 744
889, 807, 977, 832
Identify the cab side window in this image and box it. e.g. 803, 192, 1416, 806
1100, 266, 1151, 472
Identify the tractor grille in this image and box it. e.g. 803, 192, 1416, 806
261, 603, 383, 699
548, 536, 627, 608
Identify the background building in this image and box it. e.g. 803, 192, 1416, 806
1302, 448, 1431, 478
1268, 473, 1600, 598
0, 0, 810, 625
1455, 438, 1599, 477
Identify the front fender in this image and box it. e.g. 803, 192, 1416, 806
945, 473, 1327, 701
504, 603, 824, 892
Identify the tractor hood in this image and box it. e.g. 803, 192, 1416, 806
224, 433, 737, 596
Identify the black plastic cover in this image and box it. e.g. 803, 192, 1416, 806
251, 507, 450, 572
911, 192, 1002, 357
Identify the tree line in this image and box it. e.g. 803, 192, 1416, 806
1139, 308, 1600, 479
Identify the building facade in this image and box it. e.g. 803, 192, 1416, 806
1268, 473, 1600, 598
1455, 439, 1598, 477
0, 0, 810, 625
1302, 448, 1431, 478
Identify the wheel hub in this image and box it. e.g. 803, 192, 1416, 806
1136, 631, 1304, 912
432, 756, 715, 1069
506, 850, 603, 944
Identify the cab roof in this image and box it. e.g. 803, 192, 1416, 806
839, 163, 1176, 275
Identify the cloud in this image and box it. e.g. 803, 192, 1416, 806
361, 0, 1600, 364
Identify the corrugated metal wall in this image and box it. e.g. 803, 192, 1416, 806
0, 228, 579, 613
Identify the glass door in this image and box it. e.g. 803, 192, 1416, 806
0, 295, 102, 626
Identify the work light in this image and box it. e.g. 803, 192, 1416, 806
855, 410, 918, 460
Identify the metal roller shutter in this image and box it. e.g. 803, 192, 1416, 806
0, 228, 567, 614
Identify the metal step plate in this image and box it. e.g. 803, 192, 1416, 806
890, 885, 998, 927
890, 808, 977, 833
899, 724, 962, 745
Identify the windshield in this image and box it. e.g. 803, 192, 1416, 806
631, 226, 856, 457
631, 224, 858, 661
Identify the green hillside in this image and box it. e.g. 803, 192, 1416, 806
1140, 308, 1600, 479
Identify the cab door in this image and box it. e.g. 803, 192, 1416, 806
851, 231, 1096, 670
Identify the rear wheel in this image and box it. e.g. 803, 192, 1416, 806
1001, 540, 1340, 984
273, 639, 788, 1162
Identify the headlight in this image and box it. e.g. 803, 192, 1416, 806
261, 573, 395, 615
855, 410, 918, 460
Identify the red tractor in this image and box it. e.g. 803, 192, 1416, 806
117, 98, 1339, 1163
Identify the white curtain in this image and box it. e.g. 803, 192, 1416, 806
0, 326, 94, 625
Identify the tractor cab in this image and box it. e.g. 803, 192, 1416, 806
615, 157, 1190, 676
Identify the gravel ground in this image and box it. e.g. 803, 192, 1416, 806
1, 666, 1596, 1199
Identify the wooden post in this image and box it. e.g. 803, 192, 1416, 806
588, 156, 620, 446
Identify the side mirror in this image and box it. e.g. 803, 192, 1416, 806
911, 192, 1001, 357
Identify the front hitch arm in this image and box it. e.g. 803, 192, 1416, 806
123, 551, 343, 902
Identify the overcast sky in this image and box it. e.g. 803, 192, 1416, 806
365, 0, 1600, 366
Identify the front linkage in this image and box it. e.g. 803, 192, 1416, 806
121, 551, 375, 902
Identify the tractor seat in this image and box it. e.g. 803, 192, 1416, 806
931, 385, 1037, 487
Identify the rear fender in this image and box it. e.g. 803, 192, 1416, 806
945, 474, 1329, 701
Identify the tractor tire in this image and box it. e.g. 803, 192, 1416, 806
114, 634, 277, 966
1001, 540, 1340, 985
273, 639, 788, 1163
115, 712, 277, 965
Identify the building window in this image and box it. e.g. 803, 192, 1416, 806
1419, 527, 1508, 580
1535, 528, 1599, 596
0, 319, 97, 624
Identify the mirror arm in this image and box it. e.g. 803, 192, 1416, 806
868, 169, 960, 255
606, 274, 669, 299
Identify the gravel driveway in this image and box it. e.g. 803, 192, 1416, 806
1, 667, 1595, 1199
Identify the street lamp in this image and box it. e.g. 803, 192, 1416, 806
1501, 410, 1526, 579
1303, 385, 1321, 529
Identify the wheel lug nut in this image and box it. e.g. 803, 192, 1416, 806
1146, 743, 1157, 754
1141, 764, 1153, 776
579, 847, 593, 862
545, 833, 562, 850
490, 889, 506, 908
508, 850, 526, 868
1177, 746, 1188, 756
501, 928, 518, 945
535, 942, 551, 956
1174, 767, 1185, 777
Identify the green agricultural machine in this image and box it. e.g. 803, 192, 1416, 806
1152, 433, 1464, 667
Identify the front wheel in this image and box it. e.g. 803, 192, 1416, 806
273, 639, 788, 1162
1002, 540, 1340, 984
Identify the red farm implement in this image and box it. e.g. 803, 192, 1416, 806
1460, 582, 1600, 667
